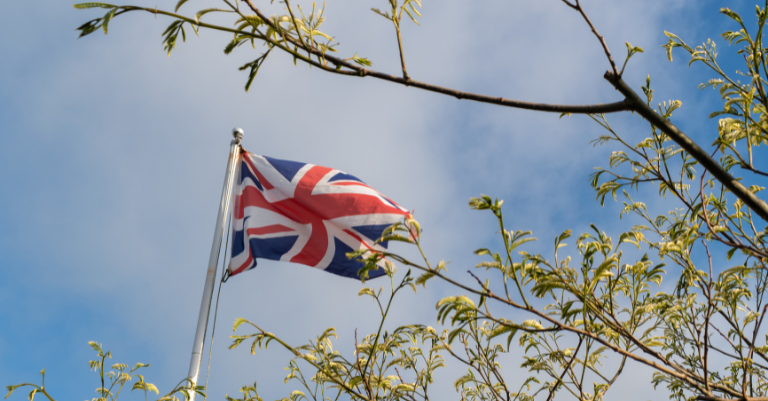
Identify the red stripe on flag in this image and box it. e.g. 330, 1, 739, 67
231, 250, 254, 276
330, 182, 371, 187
246, 224, 295, 236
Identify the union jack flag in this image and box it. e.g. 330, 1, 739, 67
228, 150, 411, 280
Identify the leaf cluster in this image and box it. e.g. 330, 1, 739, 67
5, 342, 203, 401
228, 271, 447, 401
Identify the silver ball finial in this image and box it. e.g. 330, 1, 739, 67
232, 127, 244, 142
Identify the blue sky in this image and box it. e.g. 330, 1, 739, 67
1, 0, 764, 400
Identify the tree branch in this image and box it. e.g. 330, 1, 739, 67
568, 0, 620, 77
384, 253, 741, 398
560, 0, 578, 10
605, 71, 768, 223
740, 164, 768, 178
240, 0, 631, 114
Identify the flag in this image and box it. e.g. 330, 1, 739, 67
228, 150, 410, 280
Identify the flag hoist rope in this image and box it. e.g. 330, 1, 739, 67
186, 128, 243, 401
204, 215, 232, 399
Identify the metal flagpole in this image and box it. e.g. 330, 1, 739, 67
186, 127, 244, 401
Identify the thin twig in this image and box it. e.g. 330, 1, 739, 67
703, 240, 714, 394
393, 6, 409, 80
238, 0, 630, 114
566, 0, 620, 77
740, 164, 768, 178
546, 336, 583, 401
395, 24, 409, 80
560, 0, 578, 10
718, 310, 768, 365
354, 329, 374, 398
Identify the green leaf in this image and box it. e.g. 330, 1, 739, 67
371, 7, 391, 19
73, 3, 115, 9
522, 319, 543, 330
358, 287, 375, 298
175, 0, 190, 12
238, 15, 264, 28
233, 317, 251, 331
88, 341, 102, 354
415, 271, 435, 288
625, 41, 644, 54
487, 321, 517, 341
76, 21, 100, 38
453, 373, 473, 390
447, 327, 465, 343
318, 327, 337, 342
238, 50, 271, 92
224, 36, 248, 55
353, 57, 372, 67
556, 230, 572, 246
6, 385, 20, 399
473, 248, 491, 256
593, 257, 616, 282
506, 328, 519, 350
195, 8, 232, 24
376, 234, 412, 244
102, 7, 116, 34
162, 20, 182, 37
720, 8, 744, 25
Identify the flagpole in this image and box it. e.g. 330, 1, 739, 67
186, 128, 243, 401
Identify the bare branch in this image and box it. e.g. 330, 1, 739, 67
565, 0, 620, 77
395, 23, 409, 80
560, 0, 578, 10
740, 164, 768, 178
240, 0, 630, 114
